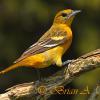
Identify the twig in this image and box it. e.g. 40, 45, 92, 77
0, 49, 100, 100
88, 81, 100, 100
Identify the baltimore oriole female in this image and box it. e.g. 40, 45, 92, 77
0, 9, 80, 75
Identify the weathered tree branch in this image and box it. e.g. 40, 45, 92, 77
0, 49, 100, 100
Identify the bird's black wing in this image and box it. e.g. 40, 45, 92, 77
14, 29, 67, 63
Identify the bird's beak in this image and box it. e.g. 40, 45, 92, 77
68, 10, 81, 19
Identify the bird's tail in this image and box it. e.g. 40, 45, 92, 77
0, 63, 20, 75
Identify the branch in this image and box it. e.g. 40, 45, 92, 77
0, 49, 100, 100
88, 81, 100, 100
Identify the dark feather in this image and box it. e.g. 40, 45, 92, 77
14, 27, 67, 63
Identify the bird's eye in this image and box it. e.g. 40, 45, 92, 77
62, 13, 67, 17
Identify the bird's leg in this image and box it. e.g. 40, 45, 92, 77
62, 59, 74, 66
36, 69, 45, 84
36, 69, 42, 82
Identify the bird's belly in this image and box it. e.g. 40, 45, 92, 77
40, 40, 72, 67
23, 46, 64, 68
21, 39, 72, 68
20, 53, 52, 68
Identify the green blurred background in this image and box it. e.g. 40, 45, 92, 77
0, 0, 100, 100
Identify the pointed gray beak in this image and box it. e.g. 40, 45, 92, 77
68, 10, 81, 19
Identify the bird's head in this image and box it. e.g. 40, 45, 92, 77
54, 9, 81, 26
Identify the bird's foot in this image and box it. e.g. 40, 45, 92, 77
62, 59, 74, 66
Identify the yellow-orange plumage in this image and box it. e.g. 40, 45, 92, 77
0, 9, 80, 74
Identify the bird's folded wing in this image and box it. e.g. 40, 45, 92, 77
14, 30, 67, 63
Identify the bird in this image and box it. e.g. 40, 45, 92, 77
0, 9, 81, 75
